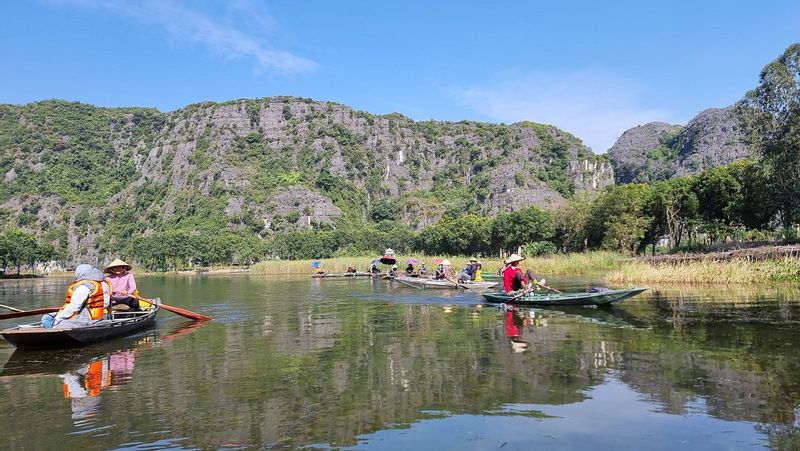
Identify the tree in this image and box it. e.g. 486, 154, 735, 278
586, 184, 652, 253
491, 207, 554, 255
552, 192, 595, 252
741, 43, 800, 227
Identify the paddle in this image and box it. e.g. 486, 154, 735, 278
0, 303, 24, 313
129, 294, 213, 321
393, 277, 423, 290
0, 307, 60, 320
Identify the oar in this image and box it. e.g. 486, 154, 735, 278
534, 281, 561, 294
393, 277, 423, 290
444, 275, 467, 290
0, 307, 60, 320
130, 294, 213, 321
0, 303, 25, 313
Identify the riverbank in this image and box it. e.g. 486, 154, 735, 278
606, 257, 800, 284
248, 252, 624, 276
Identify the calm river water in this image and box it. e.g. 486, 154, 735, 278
1, 275, 799, 450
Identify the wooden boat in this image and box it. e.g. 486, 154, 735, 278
0, 303, 160, 349
482, 288, 646, 306
311, 272, 373, 279
394, 276, 498, 290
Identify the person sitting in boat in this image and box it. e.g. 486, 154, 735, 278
405, 263, 415, 275
388, 265, 399, 277
346, 266, 357, 274
370, 264, 381, 274
503, 254, 528, 295
42, 264, 111, 328
459, 258, 479, 282
104, 259, 141, 311
434, 264, 446, 280
419, 262, 429, 276
474, 260, 484, 282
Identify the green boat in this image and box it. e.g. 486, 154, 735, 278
482, 287, 647, 307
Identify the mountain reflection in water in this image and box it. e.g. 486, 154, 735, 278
0, 276, 797, 449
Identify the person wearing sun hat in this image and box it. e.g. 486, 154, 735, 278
502, 254, 528, 294
104, 258, 140, 311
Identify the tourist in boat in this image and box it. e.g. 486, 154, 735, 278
42, 264, 111, 328
474, 260, 484, 282
370, 264, 381, 274
388, 264, 399, 277
459, 258, 479, 282
405, 262, 415, 275
434, 263, 446, 280
503, 254, 528, 294
346, 266, 357, 274
104, 259, 141, 311
419, 262, 429, 276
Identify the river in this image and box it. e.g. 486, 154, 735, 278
0, 275, 799, 450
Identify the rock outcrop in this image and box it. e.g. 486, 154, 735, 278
0, 97, 613, 261
607, 106, 751, 184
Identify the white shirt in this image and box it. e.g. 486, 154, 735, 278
55, 282, 111, 321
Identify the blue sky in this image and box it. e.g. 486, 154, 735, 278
2, 1, 798, 152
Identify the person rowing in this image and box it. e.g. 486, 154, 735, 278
502, 254, 528, 295
104, 259, 141, 311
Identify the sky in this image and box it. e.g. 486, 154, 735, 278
1, 1, 798, 152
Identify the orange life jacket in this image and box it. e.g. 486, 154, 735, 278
63, 280, 108, 320
62, 359, 111, 398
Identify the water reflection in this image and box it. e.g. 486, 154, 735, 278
1, 320, 206, 432
0, 277, 799, 449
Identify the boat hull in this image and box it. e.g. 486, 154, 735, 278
311, 272, 373, 279
482, 288, 647, 306
1, 308, 158, 349
395, 277, 498, 290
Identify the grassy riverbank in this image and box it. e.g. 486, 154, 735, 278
605, 257, 800, 284
248, 251, 800, 284
248, 251, 625, 276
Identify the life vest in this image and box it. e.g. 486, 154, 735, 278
63, 280, 108, 320
62, 359, 111, 398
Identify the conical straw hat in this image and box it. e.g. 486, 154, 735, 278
506, 254, 525, 264
104, 258, 132, 272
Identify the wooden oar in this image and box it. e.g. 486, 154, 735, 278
0, 303, 25, 313
534, 281, 561, 294
393, 277, 423, 290
0, 307, 60, 320
130, 294, 213, 321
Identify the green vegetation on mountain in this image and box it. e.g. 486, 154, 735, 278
1, 44, 799, 272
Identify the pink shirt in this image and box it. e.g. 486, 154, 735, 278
106, 272, 137, 299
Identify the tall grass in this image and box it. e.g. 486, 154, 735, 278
248, 251, 626, 276
605, 257, 800, 284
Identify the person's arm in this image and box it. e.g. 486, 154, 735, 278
127, 273, 137, 295
56, 285, 90, 320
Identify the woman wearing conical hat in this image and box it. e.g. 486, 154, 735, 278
502, 254, 528, 294
103, 259, 140, 311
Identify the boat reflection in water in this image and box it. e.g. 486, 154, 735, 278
502, 305, 547, 353
60, 348, 135, 422
1, 320, 207, 424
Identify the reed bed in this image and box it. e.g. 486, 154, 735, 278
248, 251, 626, 276
605, 257, 800, 284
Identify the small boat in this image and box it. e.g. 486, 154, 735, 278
0, 303, 160, 349
394, 276, 498, 290
311, 272, 373, 279
482, 288, 646, 307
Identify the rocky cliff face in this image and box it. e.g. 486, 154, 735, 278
607, 106, 751, 184
0, 97, 613, 261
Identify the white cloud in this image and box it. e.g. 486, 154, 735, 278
47, 0, 317, 74
451, 70, 677, 153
